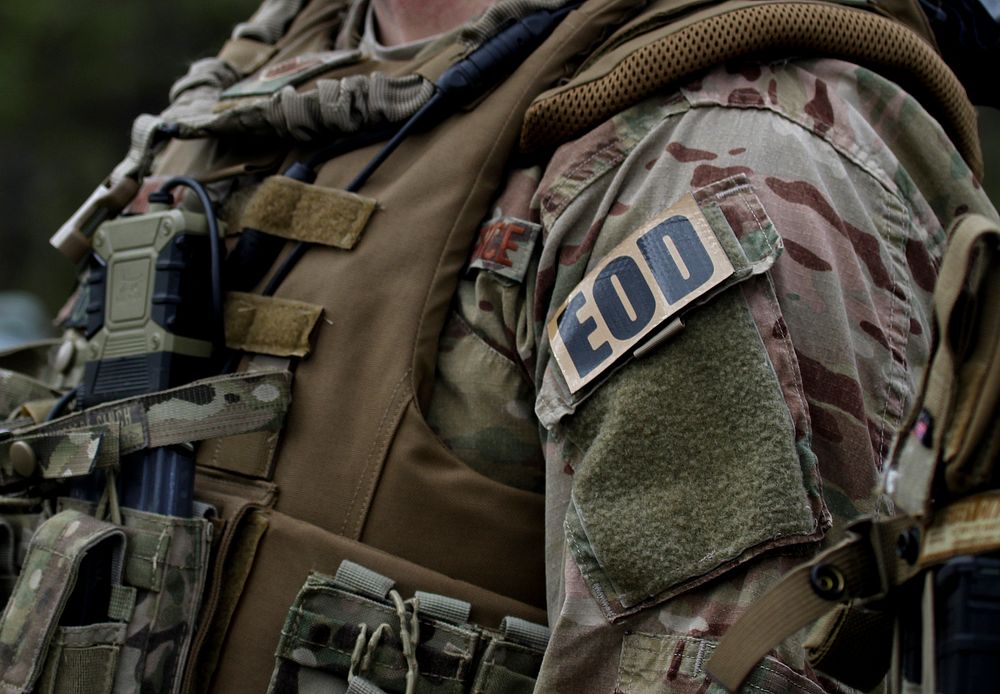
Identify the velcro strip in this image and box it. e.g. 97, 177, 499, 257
225, 292, 323, 358
239, 176, 376, 249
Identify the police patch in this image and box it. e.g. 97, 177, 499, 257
548, 194, 734, 393
468, 216, 540, 283
221, 50, 363, 99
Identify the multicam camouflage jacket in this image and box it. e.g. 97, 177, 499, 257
432, 57, 997, 691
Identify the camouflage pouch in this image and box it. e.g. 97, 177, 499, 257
0, 498, 50, 608
267, 562, 549, 694
59, 499, 213, 694
0, 509, 132, 694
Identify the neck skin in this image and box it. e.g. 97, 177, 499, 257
372, 0, 496, 45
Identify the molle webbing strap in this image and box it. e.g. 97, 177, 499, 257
225, 292, 324, 358
705, 516, 917, 692
238, 176, 377, 249
520, 0, 984, 179
919, 491, 1000, 565
0, 370, 291, 483
0, 510, 128, 694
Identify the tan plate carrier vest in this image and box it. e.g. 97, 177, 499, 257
0, 0, 981, 691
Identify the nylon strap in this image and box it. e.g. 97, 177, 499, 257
238, 176, 376, 250
225, 292, 324, 358
0, 511, 127, 693
705, 516, 916, 692
520, 0, 982, 179
0, 370, 291, 483
919, 490, 1000, 565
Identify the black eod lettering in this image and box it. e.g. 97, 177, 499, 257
558, 215, 715, 379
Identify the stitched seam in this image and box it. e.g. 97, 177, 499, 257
541, 138, 623, 215
341, 371, 409, 537
733, 184, 776, 257
876, 194, 902, 483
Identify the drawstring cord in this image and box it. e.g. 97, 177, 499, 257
347, 589, 421, 694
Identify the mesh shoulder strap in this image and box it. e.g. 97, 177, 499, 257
519, 0, 982, 179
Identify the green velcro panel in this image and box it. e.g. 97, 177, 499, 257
333, 560, 394, 600
1, 370, 291, 483
225, 292, 323, 358
0, 511, 126, 693
565, 289, 820, 618
239, 176, 376, 249
414, 591, 471, 626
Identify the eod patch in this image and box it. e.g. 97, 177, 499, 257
548, 194, 734, 393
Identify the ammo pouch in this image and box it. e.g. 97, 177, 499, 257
0, 498, 49, 607
268, 562, 549, 694
0, 503, 211, 694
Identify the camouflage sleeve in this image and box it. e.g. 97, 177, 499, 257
528, 58, 997, 692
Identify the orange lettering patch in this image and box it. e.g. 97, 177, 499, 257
468, 216, 540, 283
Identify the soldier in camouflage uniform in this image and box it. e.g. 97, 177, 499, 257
413, 5, 996, 693
0, 0, 997, 691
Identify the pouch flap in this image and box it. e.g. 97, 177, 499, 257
0, 510, 126, 693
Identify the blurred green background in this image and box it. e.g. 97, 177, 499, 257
0, 0, 256, 330
0, 1, 997, 327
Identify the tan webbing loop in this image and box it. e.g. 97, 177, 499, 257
520, 0, 982, 179
706, 516, 916, 692
224, 292, 323, 358
238, 175, 377, 250
919, 490, 1000, 566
